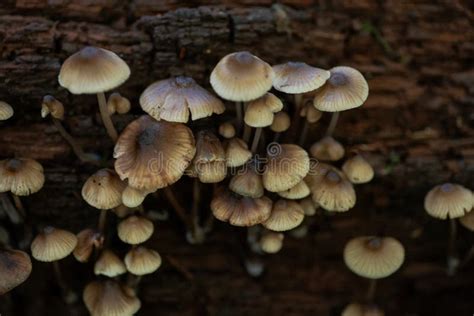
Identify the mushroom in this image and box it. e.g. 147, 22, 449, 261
73, 228, 104, 263
117, 215, 154, 245
298, 103, 323, 146
224, 138, 252, 168
229, 161, 264, 198
262, 199, 305, 232
342, 303, 385, 316
122, 186, 148, 209
342, 154, 375, 184
277, 180, 310, 200
299, 197, 319, 216
94, 249, 127, 277
0, 248, 32, 295
218, 122, 236, 139
107, 92, 131, 115
270, 111, 290, 142
310, 136, 345, 162
259, 232, 284, 254
58, 46, 131, 141
124, 246, 162, 276
0, 101, 14, 120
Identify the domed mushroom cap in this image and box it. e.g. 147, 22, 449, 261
107, 92, 131, 115
460, 211, 474, 231
343, 236, 405, 279
83, 280, 141, 316
140, 76, 225, 123
189, 130, 226, 183
94, 249, 126, 277
0, 101, 14, 120
306, 163, 356, 212
277, 180, 310, 200
73, 229, 104, 263
229, 163, 264, 198
424, 183, 473, 219
58, 46, 130, 94
270, 111, 291, 133
31, 227, 77, 262
263, 199, 305, 231
342, 303, 385, 316
310, 136, 345, 162
244, 93, 283, 128
210, 51, 274, 102
342, 155, 374, 184
224, 138, 252, 168
300, 197, 319, 216
117, 216, 154, 245
313, 66, 369, 112
0, 248, 32, 295
0, 158, 45, 196
82, 169, 126, 210
263, 143, 310, 192
219, 122, 236, 139
124, 246, 162, 276
259, 232, 284, 254
41, 95, 65, 120
300, 104, 322, 123
114, 115, 196, 191
272, 62, 330, 94
122, 186, 148, 208
211, 187, 272, 227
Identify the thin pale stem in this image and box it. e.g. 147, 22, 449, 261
243, 124, 252, 143
235, 101, 243, 134
98, 210, 108, 233
191, 178, 202, 241
251, 128, 262, 153
97, 92, 118, 142
366, 279, 377, 302
298, 120, 309, 146
11, 194, 26, 220
164, 187, 192, 230
447, 218, 459, 275
326, 111, 340, 137
52, 118, 96, 164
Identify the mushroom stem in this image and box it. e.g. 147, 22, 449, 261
11, 194, 26, 219
235, 101, 243, 134
447, 218, 459, 276
163, 187, 192, 230
366, 279, 377, 302
190, 178, 204, 244
1, 193, 24, 224
53, 261, 77, 304
289, 94, 303, 139
326, 111, 340, 137
126, 273, 143, 291
243, 124, 252, 143
298, 120, 309, 146
251, 128, 262, 153
273, 132, 281, 143
97, 92, 118, 142
98, 210, 108, 234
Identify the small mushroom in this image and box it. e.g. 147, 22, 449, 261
122, 186, 148, 208
218, 122, 236, 139
0, 248, 32, 295
262, 199, 305, 232
270, 111, 291, 142
73, 228, 104, 263
259, 232, 284, 254
124, 246, 162, 276
94, 249, 127, 277
342, 303, 385, 316
117, 215, 154, 245
107, 92, 131, 114
0, 101, 14, 120
277, 180, 310, 200
229, 162, 264, 198
310, 136, 345, 162
224, 138, 252, 168
342, 154, 374, 184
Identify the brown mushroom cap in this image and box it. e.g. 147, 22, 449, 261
300, 104, 323, 123
94, 249, 127, 277
0, 101, 14, 120
262, 199, 305, 231
229, 163, 264, 198
189, 130, 227, 183
0, 248, 32, 295
124, 246, 162, 276
262, 143, 310, 192
210, 51, 274, 101
310, 136, 345, 162
140, 76, 225, 123
122, 186, 148, 208
424, 183, 473, 219
114, 115, 196, 191
460, 210, 474, 231
259, 232, 284, 254
73, 229, 104, 263
219, 122, 236, 139
31, 227, 78, 262
342, 155, 374, 184
83, 280, 141, 316
344, 236, 405, 279
0, 158, 45, 196
277, 180, 310, 200
107, 92, 131, 115
224, 138, 252, 168
244, 93, 283, 128
211, 187, 272, 227
300, 197, 319, 216
82, 169, 126, 210
272, 62, 330, 94
313, 66, 369, 112
270, 111, 291, 133
117, 216, 154, 245
59, 46, 130, 94
41, 95, 65, 120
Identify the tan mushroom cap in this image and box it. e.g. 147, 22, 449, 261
58, 46, 130, 94
460, 210, 474, 231
342, 303, 385, 316
224, 138, 252, 168
219, 122, 236, 139
211, 187, 272, 227
210, 51, 274, 102
117, 216, 154, 245
300, 104, 322, 123
313, 66, 369, 112
272, 62, 330, 94
263, 199, 305, 232
190, 130, 226, 183
259, 232, 284, 254
277, 180, 310, 200
263, 143, 310, 192
310, 136, 345, 161
342, 155, 374, 184
0, 248, 32, 295
73, 229, 104, 263
424, 183, 473, 219
300, 197, 319, 216
112, 204, 133, 219
82, 169, 126, 210
0, 101, 14, 120
107, 92, 131, 115
270, 111, 291, 133
0, 158, 45, 196
41, 95, 65, 120
31, 227, 78, 262
306, 163, 356, 212
140, 76, 225, 123
122, 186, 148, 208
244, 93, 283, 128
124, 246, 162, 276
229, 163, 264, 198
83, 280, 141, 316
114, 115, 196, 191
343, 236, 405, 279
94, 249, 126, 277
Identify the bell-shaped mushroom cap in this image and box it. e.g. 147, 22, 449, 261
190, 130, 227, 183
58, 46, 130, 94
0, 248, 32, 295
229, 163, 264, 198
73, 229, 104, 263
41, 95, 65, 120
140, 76, 225, 123
31, 227, 78, 262
342, 155, 374, 184
0, 158, 45, 196
114, 115, 196, 191
244, 93, 283, 128
124, 246, 162, 276
344, 236, 405, 279
424, 183, 473, 219
310, 136, 345, 161
211, 187, 272, 227
300, 197, 319, 216
94, 249, 126, 277
262, 199, 305, 231
219, 122, 236, 139
300, 104, 323, 123
259, 232, 284, 254
225, 138, 252, 168
107, 92, 131, 115
313, 66, 369, 112
0, 101, 14, 120
83, 280, 141, 316
117, 216, 154, 245
122, 186, 147, 208
306, 163, 356, 212
262, 143, 310, 192
342, 303, 385, 316
270, 111, 291, 133
112, 204, 133, 219
460, 210, 474, 231
210, 51, 274, 102
82, 169, 126, 210
277, 180, 310, 200
272, 62, 330, 94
